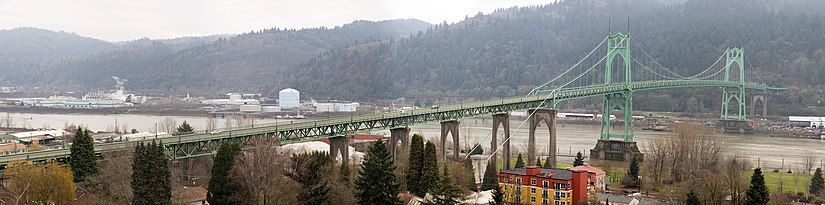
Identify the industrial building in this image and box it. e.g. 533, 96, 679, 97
0, 129, 66, 145
201, 93, 260, 105
315, 102, 359, 112
262, 106, 281, 113
239, 104, 262, 112
35, 99, 126, 109
789, 116, 825, 128
279, 88, 300, 109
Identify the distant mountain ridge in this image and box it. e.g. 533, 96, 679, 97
0, 27, 115, 70
0, 19, 433, 96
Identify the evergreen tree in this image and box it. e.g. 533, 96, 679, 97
69, 127, 97, 182
746, 168, 770, 205
469, 143, 484, 155
515, 153, 525, 168
810, 168, 824, 196
490, 182, 503, 205
623, 156, 640, 188
340, 162, 352, 185
573, 151, 585, 167
464, 158, 478, 191
132, 141, 172, 205
686, 190, 700, 205
481, 160, 498, 190
543, 156, 553, 169
426, 165, 462, 205
207, 142, 242, 205
406, 134, 426, 196
421, 141, 440, 194
131, 143, 147, 204
289, 151, 332, 204
355, 140, 401, 205
536, 158, 542, 168
176, 121, 194, 135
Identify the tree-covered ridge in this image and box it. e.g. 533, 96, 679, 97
288, 0, 825, 114
3, 19, 432, 96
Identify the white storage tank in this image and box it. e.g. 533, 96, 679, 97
279, 88, 300, 109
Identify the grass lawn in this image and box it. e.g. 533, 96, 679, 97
751, 171, 812, 194
604, 167, 628, 185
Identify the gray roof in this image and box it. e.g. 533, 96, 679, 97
596, 193, 661, 205
501, 168, 573, 180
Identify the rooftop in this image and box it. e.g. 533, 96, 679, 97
171, 186, 207, 204
570, 165, 606, 176
501, 167, 573, 180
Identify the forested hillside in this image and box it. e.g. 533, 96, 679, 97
0, 27, 115, 75
288, 0, 825, 114
19, 19, 431, 95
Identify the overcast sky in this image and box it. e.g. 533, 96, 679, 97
0, 0, 550, 42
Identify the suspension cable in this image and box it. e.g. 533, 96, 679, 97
744, 53, 767, 84
632, 39, 687, 79
632, 56, 683, 80
694, 64, 728, 80
529, 37, 609, 95
687, 52, 725, 79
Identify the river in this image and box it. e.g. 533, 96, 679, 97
2, 112, 822, 169
372, 117, 825, 170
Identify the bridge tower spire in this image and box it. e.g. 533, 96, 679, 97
600, 33, 634, 142
721, 48, 747, 121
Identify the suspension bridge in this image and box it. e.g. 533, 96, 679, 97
0, 33, 782, 169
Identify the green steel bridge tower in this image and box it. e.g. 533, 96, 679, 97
721, 48, 747, 121
600, 33, 634, 142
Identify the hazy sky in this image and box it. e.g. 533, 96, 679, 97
0, 0, 550, 42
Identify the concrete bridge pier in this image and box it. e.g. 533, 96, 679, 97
389, 127, 410, 160
752, 95, 767, 117
329, 136, 349, 165
492, 113, 510, 170
440, 120, 460, 159
528, 108, 557, 168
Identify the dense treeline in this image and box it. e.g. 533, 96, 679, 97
288, 0, 825, 115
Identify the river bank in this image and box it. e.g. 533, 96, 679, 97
0, 105, 206, 117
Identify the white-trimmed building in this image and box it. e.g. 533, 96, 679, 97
789, 116, 825, 128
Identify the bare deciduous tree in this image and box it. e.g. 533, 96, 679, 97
3, 113, 14, 128
230, 137, 299, 204
234, 115, 252, 128
802, 155, 817, 174
86, 146, 135, 204
644, 123, 726, 183
649, 123, 737, 204
206, 115, 217, 132
160, 117, 177, 133
224, 117, 233, 129
121, 123, 128, 135
724, 156, 751, 205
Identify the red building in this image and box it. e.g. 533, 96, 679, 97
570, 165, 607, 191
499, 166, 588, 205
